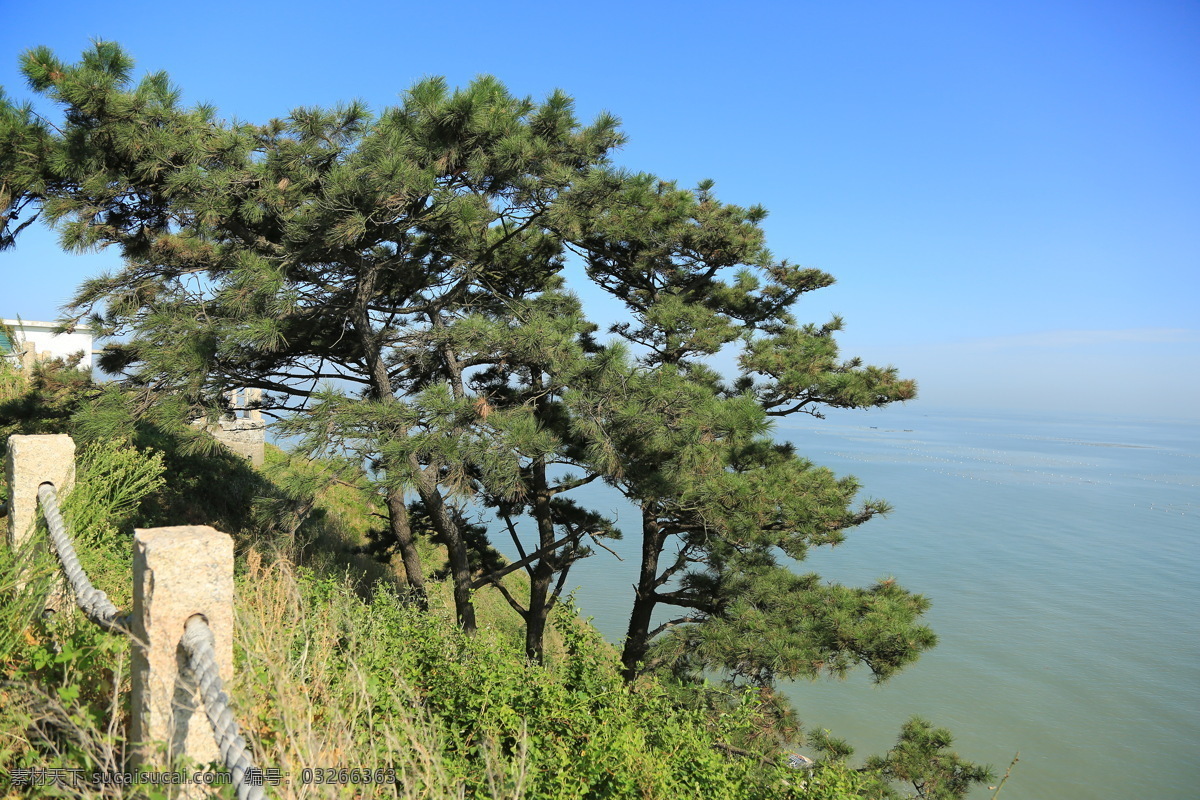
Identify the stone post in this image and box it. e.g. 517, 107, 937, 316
245, 388, 263, 422
5, 434, 76, 551
130, 526, 234, 773
18, 343, 35, 372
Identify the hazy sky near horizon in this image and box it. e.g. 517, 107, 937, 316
3, 1, 1197, 419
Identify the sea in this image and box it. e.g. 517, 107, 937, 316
501, 406, 1200, 800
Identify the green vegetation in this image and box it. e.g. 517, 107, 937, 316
1, 41, 996, 798
1, 429, 891, 799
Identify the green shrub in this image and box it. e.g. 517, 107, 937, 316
0, 427, 880, 799
232, 557, 878, 799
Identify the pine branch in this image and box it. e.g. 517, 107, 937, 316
548, 472, 600, 496
482, 575, 528, 618
500, 512, 533, 575
587, 531, 623, 561
652, 589, 717, 613
545, 562, 573, 615
648, 614, 704, 640
469, 531, 579, 591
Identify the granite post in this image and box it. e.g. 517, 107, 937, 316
130, 526, 234, 774
4, 433, 76, 551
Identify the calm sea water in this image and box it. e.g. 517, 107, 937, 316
505, 406, 1200, 800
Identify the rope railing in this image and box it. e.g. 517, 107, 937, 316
25, 464, 266, 800
37, 482, 130, 632
180, 616, 265, 800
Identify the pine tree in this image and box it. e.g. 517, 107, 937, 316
0, 85, 56, 249
428, 280, 623, 662
3, 42, 623, 631
561, 175, 930, 689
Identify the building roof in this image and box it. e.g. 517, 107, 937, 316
1, 319, 93, 331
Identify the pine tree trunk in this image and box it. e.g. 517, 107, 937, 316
385, 485, 427, 609
524, 456, 556, 664
525, 569, 551, 664
354, 259, 434, 608
413, 461, 477, 634
621, 506, 666, 681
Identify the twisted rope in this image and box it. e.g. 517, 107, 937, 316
38, 482, 263, 796
36, 483, 130, 632
179, 616, 265, 800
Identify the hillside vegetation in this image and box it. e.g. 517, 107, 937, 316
0, 366, 879, 799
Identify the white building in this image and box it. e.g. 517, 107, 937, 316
0, 319, 95, 370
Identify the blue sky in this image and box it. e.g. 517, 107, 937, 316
3, 0, 1197, 418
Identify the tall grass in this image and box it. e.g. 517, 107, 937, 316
0, 436, 874, 799
232, 551, 453, 799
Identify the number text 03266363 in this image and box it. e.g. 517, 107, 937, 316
298, 767, 398, 785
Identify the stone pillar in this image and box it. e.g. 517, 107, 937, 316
129, 526, 234, 771
213, 419, 266, 467
18, 343, 35, 372
5, 434, 75, 551
245, 388, 263, 422
224, 388, 240, 420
